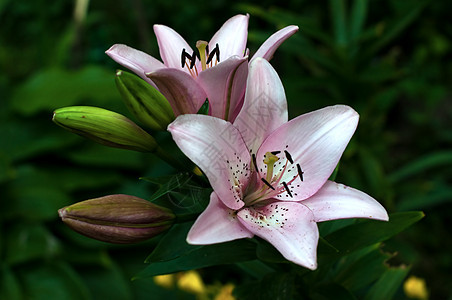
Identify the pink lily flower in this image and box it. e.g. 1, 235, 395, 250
168, 58, 389, 270
106, 14, 298, 121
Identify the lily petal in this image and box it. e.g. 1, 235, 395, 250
209, 14, 249, 61
105, 44, 165, 87
154, 24, 193, 71
168, 115, 251, 210
187, 192, 254, 244
257, 105, 359, 202
234, 58, 288, 154
197, 56, 248, 121
147, 68, 206, 116
237, 201, 318, 270
302, 181, 389, 222
251, 25, 299, 61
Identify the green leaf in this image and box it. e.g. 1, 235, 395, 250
360, 1, 428, 61
330, 0, 348, 47
11, 66, 122, 116
0, 121, 79, 162
235, 260, 275, 280
397, 184, 452, 211
18, 262, 91, 300
0, 264, 22, 300
388, 151, 452, 183
364, 265, 411, 300
67, 144, 145, 169
256, 238, 287, 263
60, 245, 112, 267
321, 212, 424, 260
1, 166, 72, 221
79, 262, 133, 300
311, 283, 357, 300
234, 272, 298, 300
349, 0, 368, 40
146, 222, 201, 263
197, 99, 209, 115
4, 224, 60, 265
334, 246, 393, 292
135, 239, 256, 279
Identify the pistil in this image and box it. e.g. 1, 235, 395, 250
263, 152, 279, 183
196, 40, 208, 71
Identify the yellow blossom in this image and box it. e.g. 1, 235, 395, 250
177, 270, 206, 294
153, 274, 175, 289
215, 283, 235, 300
404, 276, 429, 300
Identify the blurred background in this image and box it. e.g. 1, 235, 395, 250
0, 0, 451, 299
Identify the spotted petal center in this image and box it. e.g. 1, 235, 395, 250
243, 149, 304, 206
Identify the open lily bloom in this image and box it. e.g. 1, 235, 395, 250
106, 14, 298, 121
168, 58, 389, 270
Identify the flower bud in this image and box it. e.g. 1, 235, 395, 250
115, 70, 174, 131
53, 106, 158, 152
58, 194, 175, 244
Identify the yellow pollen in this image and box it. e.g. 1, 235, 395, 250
196, 40, 208, 71
263, 152, 279, 183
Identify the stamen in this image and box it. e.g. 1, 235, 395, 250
216, 43, 220, 62
206, 43, 220, 65
181, 49, 197, 77
252, 153, 259, 173
282, 182, 293, 197
284, 150, 293, 164
206, 49, 216, 65
181, 49, 187, 68
271, 151, 281, 155
297, 164, 304, 181
261, 178, 275, 190
189, 50, 197, 68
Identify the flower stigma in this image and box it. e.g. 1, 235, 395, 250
180, 41, 220, 78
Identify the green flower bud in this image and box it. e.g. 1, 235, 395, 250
53, 106, 157, 152
115, 70, 175, 131
58, 194, 175, 244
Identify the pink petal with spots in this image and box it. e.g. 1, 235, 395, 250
168, 115, 251, 210
105, 44, 165, 88
237, 201, 318, 270
209, 14, 249, 62
187, 192, 254, 244
154, 24, 193, 71
251, 25, 299, 61
257, 105, 359, 202
146, 68, 206, 116
197, 56, 248, 121
234, 58, 288, 155
302, 181, 389, 222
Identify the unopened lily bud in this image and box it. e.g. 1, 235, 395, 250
58, 194, 175, 244
115, 70, 174, 131
53, 106, 158, 152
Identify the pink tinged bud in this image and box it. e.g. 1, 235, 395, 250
58, 194, 175, 244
